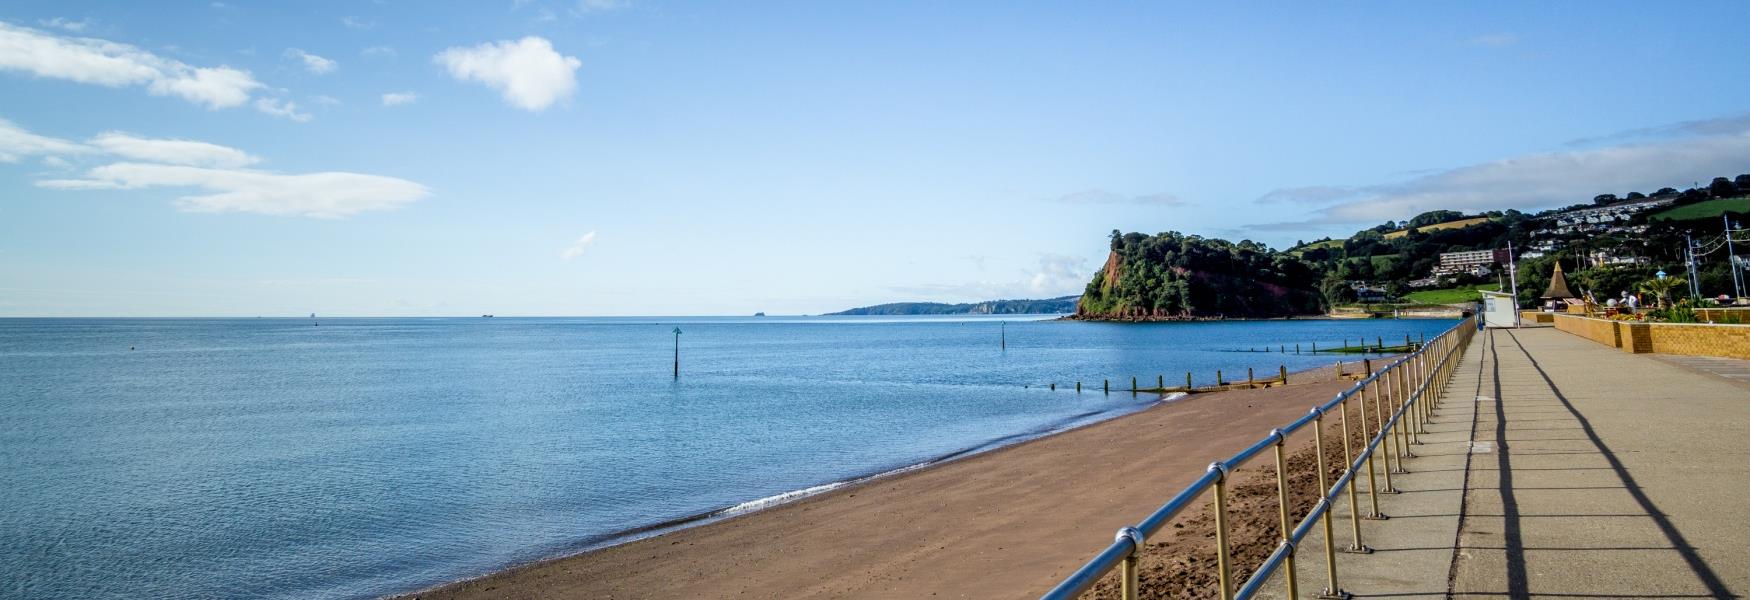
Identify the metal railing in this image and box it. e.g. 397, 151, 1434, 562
1041, 317, 1476, 600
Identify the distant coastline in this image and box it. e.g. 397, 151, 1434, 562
827, 295, 1079, 316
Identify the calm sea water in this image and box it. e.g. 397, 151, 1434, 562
1, 316, 1455, 599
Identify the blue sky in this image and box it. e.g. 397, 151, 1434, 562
3, 1, 1748, 316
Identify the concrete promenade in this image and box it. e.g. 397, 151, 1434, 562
1256, 326, 1749, 599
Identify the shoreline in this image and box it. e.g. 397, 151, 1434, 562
403, 361, 1377, 599
423, 390, 1191, 584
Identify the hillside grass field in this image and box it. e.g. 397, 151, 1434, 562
1648, 196, 1750, 221
1404, 283, 1501, 304
1383, 216, 1492, 239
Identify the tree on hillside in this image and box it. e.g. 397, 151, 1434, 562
1626, 191, 1646, 200
1736, 174, 1750, 190
1710, 177, 1737, 198
1594, 194, 1618, 205
1655, 187, 1679, 197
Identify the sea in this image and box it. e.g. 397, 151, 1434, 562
0, 315, 1457, 599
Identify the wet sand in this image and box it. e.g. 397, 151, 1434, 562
407, 365, 1373, 599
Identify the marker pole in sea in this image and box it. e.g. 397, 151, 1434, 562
1000, 321, 1006, 351
673, 327, 682, 379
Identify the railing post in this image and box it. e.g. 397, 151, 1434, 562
1340, 392, 1371, 554
1379, 367, 1403, 483
1210, 462, 1234, 600
1312, 408, 1350, 599
1272, 430, 1300, 599
1365, 375, 1394, 507
1116, 527, 1144, 600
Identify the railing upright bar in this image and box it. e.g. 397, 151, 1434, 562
1211, 462, 1233, 600
1339, 391, 1370, 554
1311, 408, 1345, 598
1271, 431, 1299, 599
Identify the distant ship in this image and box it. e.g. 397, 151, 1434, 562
481, 314, 494, 318
754, 312, 766, 317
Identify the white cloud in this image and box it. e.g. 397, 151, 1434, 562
1251, 120, 1750, 231
434, 37, 580, 111
311, 94, 341, 106
560, 231, 597, 260
38, 17, 91, 33
0, 21, 263, 109
380, 91, 418, 106
0, 118, 88, 162
89, 132, 258, 168
254, 97, 312, 122
340, 16, 372, 30
39, 162, 430, 218
284, 48, 336, 74
1025, 254, 1089, 295
360, 45, 396, 59
1466, 33, 1518, 48
1051, 189, 1186, 206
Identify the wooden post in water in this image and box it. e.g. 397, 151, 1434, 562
1131, 376, 1137, 392
1104, 379, 1109, 393
1363, 358, 1372, 375
1280, 365, 1288, 383
1050, 383, 1055, 390
1335, 361, 1343, 378
1376, 336, 1382, 349
1217, 370, 1224, 386
1312, 341, 1318, 353
1280, 344, 1285, 353
1406, 333, 1411, 347
1000, 321, 1006, 351
672, 327, 682, 379
1158, 374, 1164, 389
1186, 372, 1193, 390
1296, 343, 1302, 355
1247, 367, 1254, 385
1076, 381, 1081, 393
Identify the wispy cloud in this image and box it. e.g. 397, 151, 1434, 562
1250, 115, 1750, 231
39, 162, 429, 218
1466, 32, 1518, 48
283, 48, 336, 75
89, 132, 258, 167
435, 37, 581, 111
888, 254, 1090, 301
560, 231, 597, 260
37, 17, 91, 33
380, 91, 418, 107
340, 16, 373, 30
361, 45, 397, 59
0, 21, 265, 109
1565, 112, 1750, 147
1051, 189, 1186, 206
253, 97, 311, 122
6, 118, 429, 218
0, 118, 88, 162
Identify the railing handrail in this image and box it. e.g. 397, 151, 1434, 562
1040, 317, 1476, 600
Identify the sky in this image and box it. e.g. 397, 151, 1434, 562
2, 1, 1749, 316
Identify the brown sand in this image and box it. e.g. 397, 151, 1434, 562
408, 365, 1380, 600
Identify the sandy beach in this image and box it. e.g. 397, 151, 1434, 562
407, 363, 1377, 599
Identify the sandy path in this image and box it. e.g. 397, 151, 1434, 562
408, 366, 1371, 599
